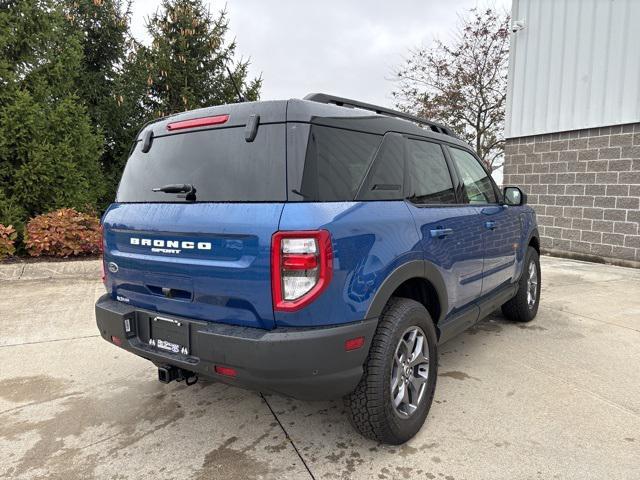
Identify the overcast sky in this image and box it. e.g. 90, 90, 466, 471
130, 0, 511, 108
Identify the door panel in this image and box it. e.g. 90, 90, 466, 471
403, 139, 484, 317
479, 206, 520, 294
445, 146, 518, 296
408, 204, 485, 314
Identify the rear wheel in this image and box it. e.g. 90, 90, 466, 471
345, 297, 438, 444
501, 246, 541, 322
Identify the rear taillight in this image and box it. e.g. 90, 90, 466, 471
100, 224, 106, 284
271, 230, 333, 311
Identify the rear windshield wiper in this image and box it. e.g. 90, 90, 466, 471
152, 184, 197, 201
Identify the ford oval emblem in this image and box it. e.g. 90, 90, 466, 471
108, 262, 119, 273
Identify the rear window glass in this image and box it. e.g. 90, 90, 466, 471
291, 126, 381, 201
117, 124, 286, 202
406, 140, 456, 204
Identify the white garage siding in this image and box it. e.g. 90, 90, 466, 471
506, 0, 640, 139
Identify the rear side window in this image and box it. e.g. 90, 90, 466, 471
448, 147, 497, 204
117, 124, 286, 202
293, 126, 381, 201
406, 140, 456, 205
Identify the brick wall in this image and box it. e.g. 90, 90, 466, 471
503, 123, 640, 267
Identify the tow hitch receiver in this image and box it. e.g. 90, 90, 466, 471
157, 365, 198, 385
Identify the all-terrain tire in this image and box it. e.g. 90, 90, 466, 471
501, 246, 541, 322
345, 297, 438, 444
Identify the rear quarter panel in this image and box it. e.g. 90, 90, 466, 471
276, 201, 422, 327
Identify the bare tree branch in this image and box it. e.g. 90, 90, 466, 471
392, 8, 510, 172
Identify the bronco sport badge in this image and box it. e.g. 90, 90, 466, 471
130, 237, 212, 255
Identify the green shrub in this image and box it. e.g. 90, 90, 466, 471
0, 224, 17, 260
24, 208, 101, 258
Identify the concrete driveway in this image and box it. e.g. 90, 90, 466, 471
1, 256, 639, 479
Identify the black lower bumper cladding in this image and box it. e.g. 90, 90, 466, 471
95, 294, 377, 400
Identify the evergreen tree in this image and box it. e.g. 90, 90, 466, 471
102, 43, 152, 202
63, 0, 132, 130
0, 0, 104, 227
62, 0, 141, 205
144, 0, 261, 117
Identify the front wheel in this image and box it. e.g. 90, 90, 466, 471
501, 246, 541, 322
345, 297, 438, 444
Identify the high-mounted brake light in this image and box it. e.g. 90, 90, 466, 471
271, 230, 333, 311
166, 114, 229, 131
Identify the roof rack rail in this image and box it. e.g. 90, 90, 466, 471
303, 93, 457, 138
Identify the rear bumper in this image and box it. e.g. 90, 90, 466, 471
95, 294, 377, 400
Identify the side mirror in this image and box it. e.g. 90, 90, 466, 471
503, 186, 527, 206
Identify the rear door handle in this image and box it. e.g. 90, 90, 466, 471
430, 228, 454, 239
485, 221, 496, 230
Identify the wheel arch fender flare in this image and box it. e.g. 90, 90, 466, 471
528, 228, 540, 253
515, 227, 540, 283
364, 260, 448, 324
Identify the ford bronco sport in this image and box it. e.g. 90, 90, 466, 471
95, 93, 541, 444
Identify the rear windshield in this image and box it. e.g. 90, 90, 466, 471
117, 124, 286, 202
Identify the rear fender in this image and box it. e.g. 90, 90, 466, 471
364, 260, 448, 324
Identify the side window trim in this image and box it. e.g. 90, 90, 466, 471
440, 144, 466, 204
446, 145, 500, 205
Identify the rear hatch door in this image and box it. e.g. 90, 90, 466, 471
103, 103, 286, 329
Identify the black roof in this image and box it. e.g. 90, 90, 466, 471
136, 94, 469, 149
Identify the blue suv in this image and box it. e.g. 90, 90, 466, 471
96, 94, 540, 444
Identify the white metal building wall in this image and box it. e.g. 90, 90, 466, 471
505, 0, 640, 139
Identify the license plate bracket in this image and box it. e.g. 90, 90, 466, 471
149, 316, 190, 355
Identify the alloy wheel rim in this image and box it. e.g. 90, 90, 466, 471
527, 261, 538, 309
390, 326, 429, 418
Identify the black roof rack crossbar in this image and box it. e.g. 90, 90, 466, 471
303, 93, 457, 138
